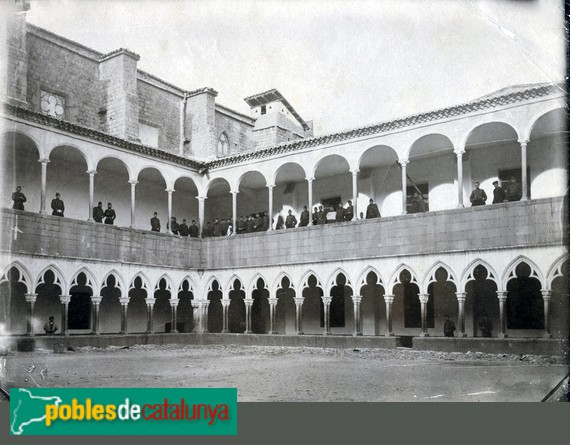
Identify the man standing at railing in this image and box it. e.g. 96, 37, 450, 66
469, 182, 487, 206
11, 185, 26, 211
51, 192, 65, 217
365, 198, 380, 219
285, 209, 297, 229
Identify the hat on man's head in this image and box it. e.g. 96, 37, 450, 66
492, 180, 499, 186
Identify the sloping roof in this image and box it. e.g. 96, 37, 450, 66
244, 89, 310, 131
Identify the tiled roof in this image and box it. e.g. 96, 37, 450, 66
3, 104, 205, 170
244, 89, 310, 131
208, 83, 565, 169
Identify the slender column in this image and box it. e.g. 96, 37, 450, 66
456, 151, 465, 208
39, 159, 49, 214
307, 178, 314, 226
244, 298, 254, 334
145, 298, 155, 334
519, 139, 529, 201
87, 170, 97, 221
166, 189, 174, 233
541, 290, 552, 339
24, 293, 37, 336
399, 160, 409, 214
191, 301, 201, 333
231, 191, 238, 236
352, 295, 363, 336
197, 196, 206, 237
384, 294, 394, 337
351, 170, 359, 220
267, 185, 274, 230
59, 295, 71, 336
170, 298, 179, 333
119, 297, 129, 334
91, 296, 102, 335
418, 293, 430, 337
221, 299, 230, 333
497, 291, 508, 338
455, 292, 467, 337
321, 296, 332, 335
128, 180, 138, 228
294, 297, 304, 335
268, 298, 278, 334
202, 301, 210, 333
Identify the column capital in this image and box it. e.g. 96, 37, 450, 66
267, 184, 275, 190
86, 170, 98, 176
39, 158, 50, 165
59, 295, 72, 305
306, 176, 315, 183
24, 293, 38, 304
383, 294, 395, 304
119, 297, 130, 306
398, 159, 409, 167
268, 298, 278, 305
169, 298, 179, 307
145, 297, 156, 306
196, 196, 207, 202
165, 188, 175, 194
540, 289, 552, 300
244, 298, 254, 306
350, 169, 360, 176
455, 292, 467, 302
496, 291, 507, 302
294, 297, 305, 305
518, 138, 529, 146
352, 295, 363, 304
91, 296, 103, 305
230, 190, 239, 196
221, 299, 231, 307
129, 180, 138, 186
454, 150, 465, 157
418, 293, 430, 304
321, 295, 333, 305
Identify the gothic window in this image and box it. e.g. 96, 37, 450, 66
40, 90, 65, 119
217, 133, 230, 156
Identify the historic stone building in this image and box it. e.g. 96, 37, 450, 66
0, 8, 567, 353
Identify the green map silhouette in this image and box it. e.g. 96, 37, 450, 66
10, 388, 62, 435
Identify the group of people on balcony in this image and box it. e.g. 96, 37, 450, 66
470, 177, 522, 206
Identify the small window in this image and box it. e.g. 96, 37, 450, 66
261, 105, 266, 115
406, 183, 429, 213
139, 123, 159, 148
217, 132, 230, 156
40, 90, 65, 119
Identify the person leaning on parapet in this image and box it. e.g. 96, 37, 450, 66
212, 219, 221, 237
317, 205, 325, 225
202, 221, 213, 238
104, 202, 116, 225
236, 216, 246, 234
492, 180, 506, 204
410, 191, 426, 213
365, 198, 380, 219
50, 192, 65, 217
11, 185, 27, 210
335, 202, 345, 223
299, 206, 310, 227
150, 212, 161, 232
345, 200, 354, 221
469, 182, 487, 206
189, 220, 199, 238
93, 201, 104, 223
505, 176, 522, 202
43, 316, 58, 335
275, 213, 285, 230
167, 216, 180, 235
220, 218, 229, 236
312, 206, 319, 225
285, 209, 297, 229
179, 219, 190, 236
443, 315, 456, 337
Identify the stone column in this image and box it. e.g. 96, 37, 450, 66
497, 291, 508, 338
60, 295, 71, 336
201, 301, 210, 333
39, 158, 49, 214
197, 196, 206, 237
268, 298, 278, 334
231, 191, 238, 236
129, 180, 137, 228
455, 151, 464, 208
352, 295, 363, 336
351, 169, 359, 220
418, 293, 430, 337
87, 170, 97, 221
170, 298, 179, 333
399, 160, 409, 215
91, 296, 102, 335
519, 139, 529, 201
119, 297, 129, 334
221, 299, 230, 333
267, 185, 274, 230
294, 297, 304, 335
321, 296, 332, 335
244, 298, 254, 334
145, 298, 155, 334
541, 290, 552, 339
166, 188, 174, 233
384, 294, 395, 337
191, 301, 201, 332
455, 292, 467, 337
24, 293, 37, 336
307, 177, 314, 225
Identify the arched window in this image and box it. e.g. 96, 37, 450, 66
217, 133, 230, 156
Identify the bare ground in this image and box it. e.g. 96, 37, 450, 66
0, 345, 567, 402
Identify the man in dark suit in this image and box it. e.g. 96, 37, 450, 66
103, 203, 116, 225
299, 206, 310, 227
150, 212, 161, 232
189, 220, 199, 237
93, 201, 104, 223
335, 202, 345, 223
11, 186, 26, 210
492, 180, 506, 204
345, 200, 354, 221
178, 219, 189, 236
285, 210, 297, 228
469, 182, 487, 206
312, 206, 319, 225
51, 192, 65, 217
365, 199, 380, 219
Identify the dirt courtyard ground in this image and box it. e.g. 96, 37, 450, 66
1, 344, 568, 402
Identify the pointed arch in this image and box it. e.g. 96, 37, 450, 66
204, 275, 222, 295
35, 264, 67, 294
460, 259, 500, 292
248, 273, 269, 297
225, 274, 245, 295
388, 264, 419, 293
546, 254, 569, 290
0, 261, 32, 292
70, 267, 97, 292
326, 268, 353, 297
101, 269, 126, 295
129, 272, 151, 292
421, 261, 458, 294
501, 256, 544, 290
177, 275, 197, 294
355, 266, 384, 296
154, 273, 175, 293
272, 272, 296, 296
298, 270, 323, 291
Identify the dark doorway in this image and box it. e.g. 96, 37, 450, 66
68, 293, 91, 329
207, 280, 223, 333
506, 263, 544, 330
